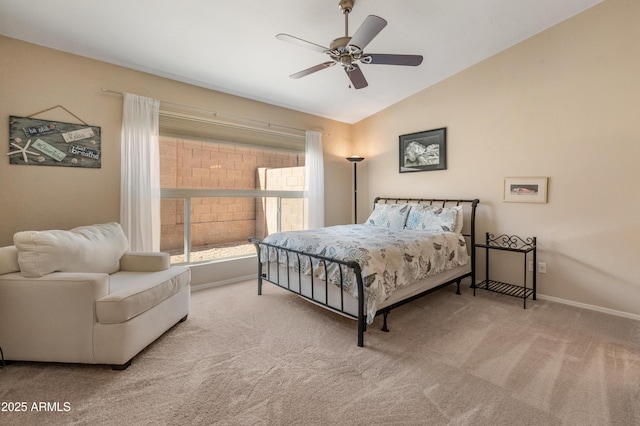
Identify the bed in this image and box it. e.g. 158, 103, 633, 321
249, 197, 480, 347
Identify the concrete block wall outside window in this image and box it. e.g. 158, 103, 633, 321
159, 137, 305, 254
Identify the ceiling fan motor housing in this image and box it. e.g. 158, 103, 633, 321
329, 36, 362, 68
330, 36, 352, 52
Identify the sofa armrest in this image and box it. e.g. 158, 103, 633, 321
0, 272, 110, 362
0, 272, 110, 303
119, 251, 170, 272
0, 245, 19, 274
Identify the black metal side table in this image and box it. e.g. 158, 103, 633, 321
474, 233, 537, 308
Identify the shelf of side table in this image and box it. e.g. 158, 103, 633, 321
474, 233, 537, 309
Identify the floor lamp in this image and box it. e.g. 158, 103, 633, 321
346, 155, 364, 223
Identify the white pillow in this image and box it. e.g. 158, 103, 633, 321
14, 222, 129, 278
405, 205, 462, 233
453, 206, 464, 234
365, 203, 410, 229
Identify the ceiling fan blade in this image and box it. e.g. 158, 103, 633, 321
290, 62, 336, 79
345, 64, 368, 89
348, 15, 387, 51
362, 54, 423, 66
276, 33, 328, 54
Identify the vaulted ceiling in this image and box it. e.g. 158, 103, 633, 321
0, 0, 602, 123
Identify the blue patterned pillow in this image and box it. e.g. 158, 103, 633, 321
405, 205, 460, 233
365, 203, 410, 229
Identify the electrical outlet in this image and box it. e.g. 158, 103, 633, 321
538, 262, 547, 274
528, 261, 533, 272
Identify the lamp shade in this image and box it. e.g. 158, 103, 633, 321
346, 155, 365, 162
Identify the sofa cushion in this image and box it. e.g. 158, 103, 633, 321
96, 266, 190, 324
119, 251, 170, 272
14, 222, 129, 278
0, 245, 20, 274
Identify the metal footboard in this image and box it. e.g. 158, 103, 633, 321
248, 238, 367, 347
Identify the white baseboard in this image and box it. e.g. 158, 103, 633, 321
191, 274, 257, 292
195, 277, 640, 322
536, 293, 640, 322
472, 279, 640, 322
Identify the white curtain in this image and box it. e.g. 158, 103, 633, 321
120, 93, 161, 252
304, 130, 325, 229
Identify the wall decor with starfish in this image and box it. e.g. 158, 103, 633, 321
7, 106, 101, 168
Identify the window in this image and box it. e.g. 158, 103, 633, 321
158, 110, 306, 264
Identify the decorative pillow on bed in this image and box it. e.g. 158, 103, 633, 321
451, 205, 464, 234
405, 205, 462, 233
13, 222, 129, 278
365, 203, 410, 229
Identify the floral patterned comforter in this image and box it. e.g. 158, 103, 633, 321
260, 224, 469, 323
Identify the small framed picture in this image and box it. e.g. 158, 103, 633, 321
399, 127, 446, 173
503, 177, 548, 203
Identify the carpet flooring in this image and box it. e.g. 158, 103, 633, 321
1, 278, 639, 425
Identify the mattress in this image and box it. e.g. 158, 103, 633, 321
262, 261, 470, 319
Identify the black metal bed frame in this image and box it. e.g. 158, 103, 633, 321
249, 197, 480, 347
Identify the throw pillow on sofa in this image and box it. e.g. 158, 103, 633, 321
14, 222, 129, 278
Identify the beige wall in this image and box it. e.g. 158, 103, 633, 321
0, 36, 353, 247
353, 0, 640, 318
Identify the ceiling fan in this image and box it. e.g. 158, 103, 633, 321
276, 0, 423, 89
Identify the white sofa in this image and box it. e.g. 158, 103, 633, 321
0, 222, 190, 369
